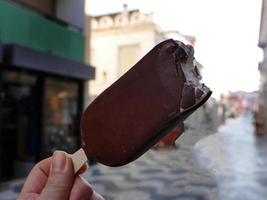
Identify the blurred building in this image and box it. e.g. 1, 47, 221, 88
0, 0, 94, 181
227, 91, 245, 117
258, 0, 267, 135
217, 91, 257, 125
86, 6, 220, 148
225, 91, 258, 116
87, 6, 195, 98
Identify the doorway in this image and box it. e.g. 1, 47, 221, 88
0, 70, 39, 181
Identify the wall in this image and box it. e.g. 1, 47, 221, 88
259, 0, 267, 134
56, 0, 85, 31
89, 27, 156, 96
9, 0, 55, 16
259, 0, 267, 47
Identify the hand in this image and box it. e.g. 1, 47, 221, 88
17, 151, 104, 200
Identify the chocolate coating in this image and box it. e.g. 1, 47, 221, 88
81, 39, 212, 166
181, 84, 196, 109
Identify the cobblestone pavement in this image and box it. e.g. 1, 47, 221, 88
1, 114, 267, 200
83, 114, 267, 200
85, 148, 219, 200
195, 114, 267, 200
83, 122, 220, 200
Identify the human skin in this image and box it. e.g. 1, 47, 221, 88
17, 151, 104, 200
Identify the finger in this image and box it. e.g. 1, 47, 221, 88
18, 157, 52, 197
17, 192, 39, 200
69, 176, 93, 200
39, 151, 75, 200
91, 191, 105, 200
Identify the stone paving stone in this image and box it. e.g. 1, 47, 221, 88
115, 190, 152, 200
0, 191, 17, 200
0, 179, 24, 200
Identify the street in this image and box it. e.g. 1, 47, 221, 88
0, 1, 264, 200
195, 114, 267, 200
84, 114, 267, 200
1, 114, 267, 200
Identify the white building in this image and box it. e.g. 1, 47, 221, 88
85, 6, 221, 147
87, 7, 194, 98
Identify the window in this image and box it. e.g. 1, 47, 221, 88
118, 44, 140, 74
0, 70, 38, 180
99, 16, 113, 28
115, 14, 128, 26
42, 78, 79, 157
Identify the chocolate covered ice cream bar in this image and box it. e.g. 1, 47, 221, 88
75, 39, 211, 169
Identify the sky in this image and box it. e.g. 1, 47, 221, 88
86, 0, 263, 98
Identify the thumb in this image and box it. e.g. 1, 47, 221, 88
39, 151, 75, 200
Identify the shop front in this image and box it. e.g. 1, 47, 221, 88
0, 44, 94, 181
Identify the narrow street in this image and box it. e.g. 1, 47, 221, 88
195, 115, 267, 200
84, 114, 267, 200
1, 114, 267, 200
0, 1, 264, 200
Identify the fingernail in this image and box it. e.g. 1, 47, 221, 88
52, 151, 66, 171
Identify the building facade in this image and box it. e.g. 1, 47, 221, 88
258, 0, 267, 135
87, 7, 194, 98
87, 7, 218, 148
0, 0, 94, 181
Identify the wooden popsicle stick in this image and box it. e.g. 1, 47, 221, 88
71, 148, 88, 173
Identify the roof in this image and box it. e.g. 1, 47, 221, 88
92, 9, 140, 19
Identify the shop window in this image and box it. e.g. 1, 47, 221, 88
42, 78, 79, 157
0, 70, 38, 180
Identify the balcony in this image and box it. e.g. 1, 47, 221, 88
0, 1, 85, 63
